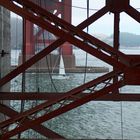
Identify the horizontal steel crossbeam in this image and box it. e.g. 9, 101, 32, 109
15, 0, 131, 66
0, 71, 124, 138
1, 79, 124, 139
0, 0, 139, 139
0, 0, 129, 88
1, 92, 140, 101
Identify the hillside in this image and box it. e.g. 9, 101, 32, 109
11, 17, 140, 49
109, 32, 140, 47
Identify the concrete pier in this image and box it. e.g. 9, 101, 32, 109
0, 6, 10, 122
17, 54, 109, 73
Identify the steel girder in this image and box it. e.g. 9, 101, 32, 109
25, 0, 72, 55
0, 0, 126, 87
0, 0, 139, 139
0, 0, 138, 86
1, 92, 140, 101
0, 0, 134, 88
0, 71, 124, 139
0, 104, 64, 139
13, 0, 131, 66
0, 71, 123, 127
125, 5, 140, 23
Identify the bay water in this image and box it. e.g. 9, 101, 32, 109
10, 49, 140, 139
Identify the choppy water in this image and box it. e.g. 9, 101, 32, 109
10, 49, 140, 139
10, 73, 140, 140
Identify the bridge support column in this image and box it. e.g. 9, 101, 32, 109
0, 6, 10, 126
23, 0, 75, 69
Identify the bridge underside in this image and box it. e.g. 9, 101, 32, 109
0, 0, 140, 139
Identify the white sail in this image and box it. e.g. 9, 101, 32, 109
59, 55, 65, 75
52, 54, 69, 79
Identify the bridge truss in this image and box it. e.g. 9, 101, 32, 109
0, 0, 140, 139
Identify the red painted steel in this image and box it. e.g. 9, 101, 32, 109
25, 0, 72, 55
1, 80, 124, 139
0, 70, 123, 138
24, 20, 35, 55
0, 71, 120, 127
61, 0, 72, 55
1, 92, 140, 101
0, 104, 64, 139
0, 0, 126, 87
128, 55, 140, 66
125, 5, 140, 23
13, 0, 131, 66
0, 0, 139, 138
113, 12, 120, 94
106, 0, 129, 12
124, 68, 140, 85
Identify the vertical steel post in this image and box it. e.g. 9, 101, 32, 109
113, 12, 120, 94
25, 20, 34, 55
61, 0, 72, 55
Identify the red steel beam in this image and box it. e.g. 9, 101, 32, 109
101, 93, 140, 101
26, 0, 64, 55
0, 104, 65, 139
1, 92, 140, 101
0, 1, 137, 84
0, 0, 138, 138
0, 1, 120, 87
106, 0, 129, 13
24, 20, 35, 55
1, 80, 124, 139
124, 67, 140, 85
37, 39, 55, 44
0, 40, 64, 87
0, 71, 122, 133
61, 0, 72, 55
128, 55, 140, 66
113, 12, 120, 94
125, 5, 140, 23
12, 0, 131, 67
113, 12, 120, 54
15, 0, 131, 66
31, 0, 63, 10
63, 0, 71, 22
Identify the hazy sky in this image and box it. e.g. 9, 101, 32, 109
11, 0, 140, 36
72, 0, 140, 36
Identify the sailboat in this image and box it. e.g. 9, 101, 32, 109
52, 54, 69, 79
